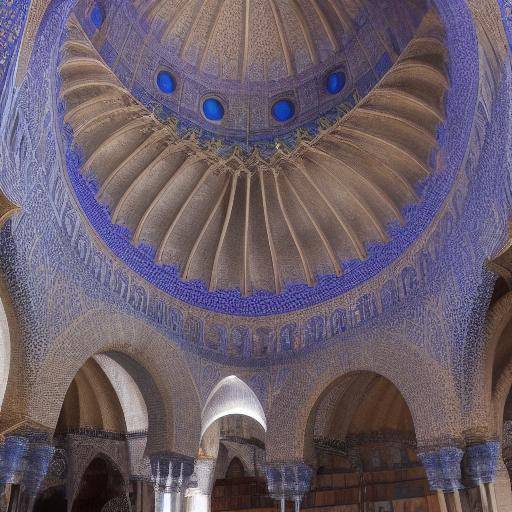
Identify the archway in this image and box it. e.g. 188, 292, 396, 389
71, 456, 126, 512
303, 371, 431, 511
189, 376, 271, 512
33, 486, 67, 512
53, 353, 155, 511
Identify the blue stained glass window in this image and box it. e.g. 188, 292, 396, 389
203, 98, 225, 121
326, 71, 346, 94
271, 99, 295, 122
90, 4, 105, 29
156, 70, 176, 94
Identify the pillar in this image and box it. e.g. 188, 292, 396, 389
0, 436, 29, 510
17, 442, 55, 512
265, 461, 313, 512
186, 458, 216, 512
418, 446, 464, 512
464, 442, 500, 512
151, 453, 194, 512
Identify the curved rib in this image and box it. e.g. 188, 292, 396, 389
156, 167, 214, 262
161, 0, 196, 42
303, 151, 389, 241
353, 107, 439, 147
333, 125, 430, 177
111, 146, 185, 221
183, 178, 230, 281
58, 56, 112, 75
259, 171, 281, 293
209, 174, 238, 291
242, 173, 251, 296
268, 0, 295, 76
60, 79, 127, 99
323, 134, 419, 202
282, 174, 341, 276
293, 162, 367, 259
369, 88, 444, 122
240, 0, 251, 79
133, 155, 204, 243
101, 129, 170, 203
82, 117, 151, 171
326, 0, 354, 31
274, 174, 313, 286
64, 92, 123, 124
199, 0, 227, 71
307, 144, 402, 224
394, 61, 449, 88
73, 105, 143, 138
180, 0, 209, 59
309, 0, 339, 51
289, 0, 318, 64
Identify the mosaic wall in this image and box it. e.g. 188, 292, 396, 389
0, 0, 510, 457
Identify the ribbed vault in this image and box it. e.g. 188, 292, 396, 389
131, 0, 420, 81
60, 10, 448, 295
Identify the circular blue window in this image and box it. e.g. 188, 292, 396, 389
90, 4, 105, 29
326, 71, 346, 95
156, 70, 176, 94
272, 99, 295, 122
202, 98, 225, 121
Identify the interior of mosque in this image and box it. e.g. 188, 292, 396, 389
0, 1, 512, 511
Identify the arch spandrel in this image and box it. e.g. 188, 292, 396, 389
28, 309, 201, 457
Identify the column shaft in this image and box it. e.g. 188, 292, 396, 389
436, 490, 448, 512
479, 482, 490, 512
486, 482, 499, 512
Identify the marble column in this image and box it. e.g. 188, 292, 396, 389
418, 446, 464, 512
265, 461, 313, 512
464, 441, 500, 512
186, 458, 216, 512
151, 453, 195, 512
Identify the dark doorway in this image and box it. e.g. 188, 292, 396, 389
71, 457, 125, 512
33, 485, 67, 512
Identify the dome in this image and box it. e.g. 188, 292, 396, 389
60, 8, 447, 301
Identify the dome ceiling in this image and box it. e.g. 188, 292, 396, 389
135, 0, 395, 81
60, 8, 448, 301
71, 0, 430, 144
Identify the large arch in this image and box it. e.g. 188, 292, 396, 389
93, 353, 148, 432
265, 335, 462, 463
0, 274, 27, 428
28, 309, 201, 457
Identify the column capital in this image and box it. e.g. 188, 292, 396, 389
463, 441, 500, 485
21, 442, 56, 496
265, 461, 313, 500
150, 452, 195, 493
418, 446, 464, 492
0, 436, 29, 485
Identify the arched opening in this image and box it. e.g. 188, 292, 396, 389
489, 298, 512, 508
305, 371, 431, 511
226, 457, 246, 479
71, 456, 126, 512
51, 353, 155, 511
0, 295, 11, 409
33, 485, 67, 512
194, 377, 272, 512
